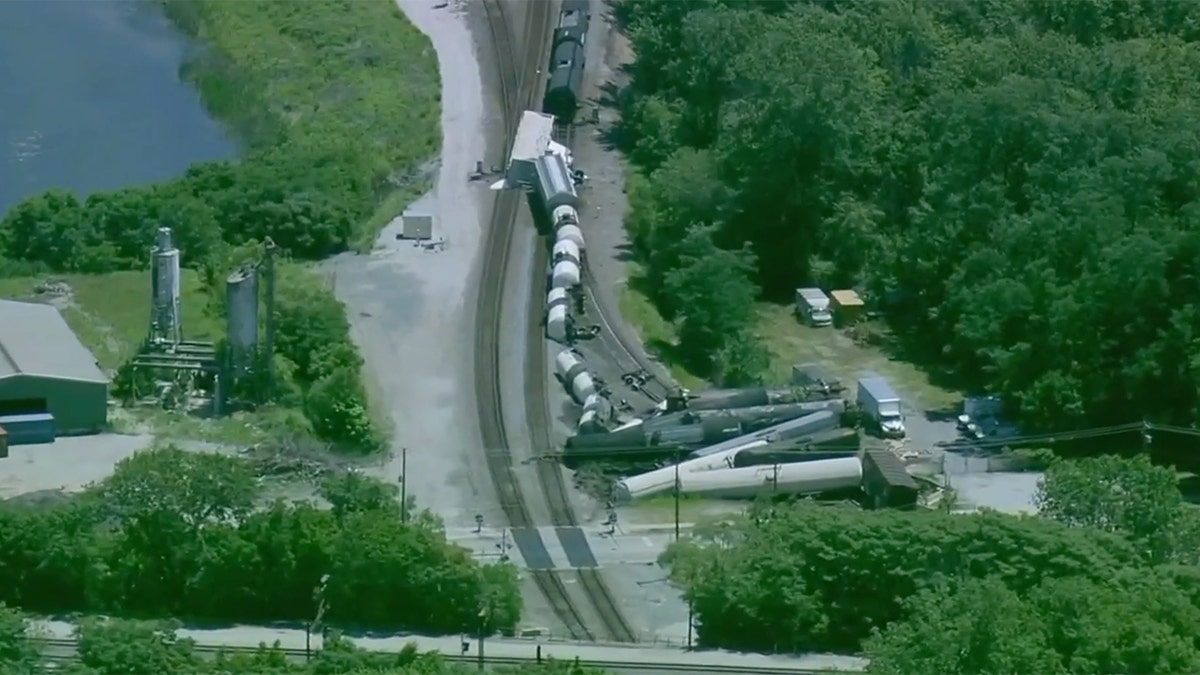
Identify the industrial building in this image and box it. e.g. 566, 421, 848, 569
0, 299, 108, 439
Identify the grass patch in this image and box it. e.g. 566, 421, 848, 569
623, 493, 745, 525
172, 0, 440, 171
0, 270, 222, 373
618, 266, 960, 411
618, 265, 706, 390
755, 304, 961, 411
110, 405, 311, 447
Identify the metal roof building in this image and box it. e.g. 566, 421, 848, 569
0, 300, 108, 435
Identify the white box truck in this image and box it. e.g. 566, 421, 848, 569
795, 288, 833, 327
857, 376, 905, 438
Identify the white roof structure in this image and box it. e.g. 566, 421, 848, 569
0, 300, 107, 383
497, 111, 574, 191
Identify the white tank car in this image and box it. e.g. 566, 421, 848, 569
615, 440, 769, 502
551, 239, 582, 289
554, 349, 596, 404
546, 287, 571, 343
556, 223, 586, 251
578, 408, 603, 434
552, 204, 579, 226
678, 456, 863, 500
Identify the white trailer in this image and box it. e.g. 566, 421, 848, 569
857, 376, 905, 438
795, 288, 832, 327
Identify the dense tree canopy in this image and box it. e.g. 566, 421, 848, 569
0, 447, 519, 635
617, 0, 1200, 427
665, 455, 1200, 673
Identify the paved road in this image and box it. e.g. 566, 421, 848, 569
31, 619, 867, 674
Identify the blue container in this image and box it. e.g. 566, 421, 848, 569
0, 413, 56, 446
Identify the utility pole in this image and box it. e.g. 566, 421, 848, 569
400, 447, 408, 524
477, 604, 488, 672
674, 448, 682, 541
263, 238, 277, 402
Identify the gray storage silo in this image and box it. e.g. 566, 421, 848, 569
226, 266, 259, 375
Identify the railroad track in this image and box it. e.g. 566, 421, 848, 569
553, 116, 672, 404
479, 0, 638, 646
532, 119, 637, 644
476, 0, 592, 643
34, 637, 831, 674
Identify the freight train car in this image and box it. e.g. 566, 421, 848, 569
543, 0, 591, 121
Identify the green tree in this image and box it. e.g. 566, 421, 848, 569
74, 619, 206, 675
1036, 454, 1195, 563
665, 501, 1139, 652
0, 603, 43, 675
662, 225, 762, 377
865, 577, 1061, 675
615, 0, 1200, 430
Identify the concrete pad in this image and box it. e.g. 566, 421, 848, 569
325, 0, 498, 530
0, 433, 155, 497
950, 471, 1042, 515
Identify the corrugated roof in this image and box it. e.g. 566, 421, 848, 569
864, 448, 919, 490
830, 289, 864, 306
510, 110, 555, 164
0, 300, 108, 383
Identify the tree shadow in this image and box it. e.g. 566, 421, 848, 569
611, 241, 636, 262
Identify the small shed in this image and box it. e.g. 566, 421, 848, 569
397, 192, 435, 241
861, 447, 919, 510
830, 289, 865, 326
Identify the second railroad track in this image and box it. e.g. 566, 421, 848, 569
476, 0, 635, 645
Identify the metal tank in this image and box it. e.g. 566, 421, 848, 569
554, 349, 596, 404
226, 266, 260, 375
565, 419, 646, 452
150, 227, 182, 344
689, 407, 842, 459
551, 239, 582, 289
616, 440, 768, 503
732, 430, 861, 468
678, 456, 863, 500
546, 287, 571, 342
556, 223, 586, 251
534, 153, 578, 216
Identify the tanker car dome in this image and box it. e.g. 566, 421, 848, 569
555, 223, 586, 251
552, 204, 579, 226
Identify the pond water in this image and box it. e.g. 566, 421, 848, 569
0, 0, 238, 216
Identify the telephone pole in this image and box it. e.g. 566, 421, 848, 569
674, 448, 682, 541
400, 447, 408, 523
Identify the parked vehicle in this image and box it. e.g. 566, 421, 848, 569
795, 288, 833, 327
857, 376, 905, 438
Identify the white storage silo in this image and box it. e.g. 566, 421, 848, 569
150, 227, 182, 345
226, 266, 260, 375
546, 287, 571, 343
554, 349, 596, 404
